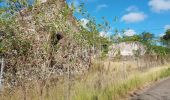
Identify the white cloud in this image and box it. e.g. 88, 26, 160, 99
100, 31, 107, 37
159, 33, 165, 37
100, 31, 112, 37
121, 12, 147, 23
41, 0, 47, 3
126, 6, 138, 12
95, 4, 108, 12
68, 0, 80, 9
164, 25, 170, 30
80, 18, 89, 29
158, 25, 170, 37
124, 29, 136, 36
149, 0, 170, 12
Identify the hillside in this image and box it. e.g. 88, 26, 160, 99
1, 0, 92, 78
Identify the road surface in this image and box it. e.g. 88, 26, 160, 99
130, 78, 170, 100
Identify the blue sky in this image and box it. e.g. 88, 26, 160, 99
1, 0, 170, 37
66, 0, 170, 37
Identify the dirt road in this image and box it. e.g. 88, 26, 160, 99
130, 78, 170, 100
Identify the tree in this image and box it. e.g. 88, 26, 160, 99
119, 35, 142, 42
161, 29, 170, 48
0, 0, 30, 18
141, 32, 154, 41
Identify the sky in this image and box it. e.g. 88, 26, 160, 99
66, 0, 170, 37
0, 0, 170, 37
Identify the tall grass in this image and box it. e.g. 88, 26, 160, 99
0, 62, 170, 100
73, 65, 170, 100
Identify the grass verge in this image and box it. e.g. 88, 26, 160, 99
0, 65, 170, 100
73, 65, 170, 100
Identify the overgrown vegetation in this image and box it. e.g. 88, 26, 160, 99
73, 65, 170, 100
0, 0, 170, 100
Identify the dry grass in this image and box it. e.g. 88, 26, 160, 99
0, 60, 170, 100
72, 64, 170, 100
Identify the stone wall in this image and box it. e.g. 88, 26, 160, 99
108, 42, 146, 58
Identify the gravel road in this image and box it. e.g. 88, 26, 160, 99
130, 78, 170, 100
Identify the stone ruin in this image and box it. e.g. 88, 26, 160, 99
108, 41, 146, 58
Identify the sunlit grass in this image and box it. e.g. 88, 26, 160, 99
73, 65, 170, 100
0, 63, 170, 100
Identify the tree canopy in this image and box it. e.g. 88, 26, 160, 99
161, 29, 170, 48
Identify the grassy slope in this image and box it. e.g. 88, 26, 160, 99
73, 64, 170, 100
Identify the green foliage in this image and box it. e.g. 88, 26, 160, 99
166, 29, 170, 35
118, 32, 154, 45
119, 35, 142, 42
0, 33, 31, 56
147, 45, 170, 56
0, 0, 27, 18
0, 1, 32, 56
161, 29, 170, 48
141, 32, 154, 41
159, 68, 170, 78
112, 31, 168, 55
75, 4, 111, 54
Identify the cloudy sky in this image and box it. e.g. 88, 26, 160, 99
67, 0, 170, 37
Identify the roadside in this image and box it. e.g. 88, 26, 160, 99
130, 77, 170, 100
73, 64, 170, 100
